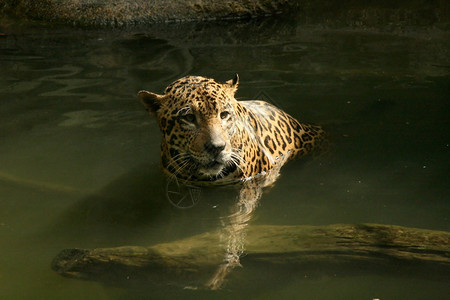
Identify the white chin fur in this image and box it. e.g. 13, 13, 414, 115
198, 164, 224, 177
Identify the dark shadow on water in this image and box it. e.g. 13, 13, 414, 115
42, 164, 168, 247
47, 163, 245, 247
61, 164, 167, 227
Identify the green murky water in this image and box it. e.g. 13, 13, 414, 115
0, 17, 448, 299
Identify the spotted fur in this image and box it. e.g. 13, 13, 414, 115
138, 75, 326, 185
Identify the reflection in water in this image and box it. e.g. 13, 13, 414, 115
164, 156, 288, 289
207, 156, 288, 290
206, 179, 262, 290
207, 159, 286, 289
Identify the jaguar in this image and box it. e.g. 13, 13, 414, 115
138, 74, 326, 185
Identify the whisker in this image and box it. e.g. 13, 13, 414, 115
231, 148, 245, 163
230, 151, 244, 165
229, 153, 245, 175
166, 152, 191, 171
172, 159, 191, 178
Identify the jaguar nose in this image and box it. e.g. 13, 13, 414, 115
204, 141, 226, 157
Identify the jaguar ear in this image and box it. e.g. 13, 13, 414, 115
138, 90, 164, 116
225, 73, 239, 94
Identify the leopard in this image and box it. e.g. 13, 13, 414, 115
138, 74, 326, 186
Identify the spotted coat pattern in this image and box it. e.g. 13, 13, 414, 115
138, 75, 326, 185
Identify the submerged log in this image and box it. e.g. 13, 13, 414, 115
52, 224, 450, 287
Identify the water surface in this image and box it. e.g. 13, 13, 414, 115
0, 17, 449, 299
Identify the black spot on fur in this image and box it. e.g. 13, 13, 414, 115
288, 117, 301, 133
303, 133, 313, 142
280, 117, 291, 137
160, 117, 167, 128
164, 120, 175, 136
294, 135, 303, 148
169, 148, 180, 159
264, 136, 275, 154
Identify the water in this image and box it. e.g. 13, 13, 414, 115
0, 17, 449, 299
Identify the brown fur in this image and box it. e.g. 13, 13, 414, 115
138, 75, 326, 185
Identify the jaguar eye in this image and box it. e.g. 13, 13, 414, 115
220, 111, 230, 120
182, 113, 196, 123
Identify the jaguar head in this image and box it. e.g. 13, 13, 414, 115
138, 75, 241, 180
